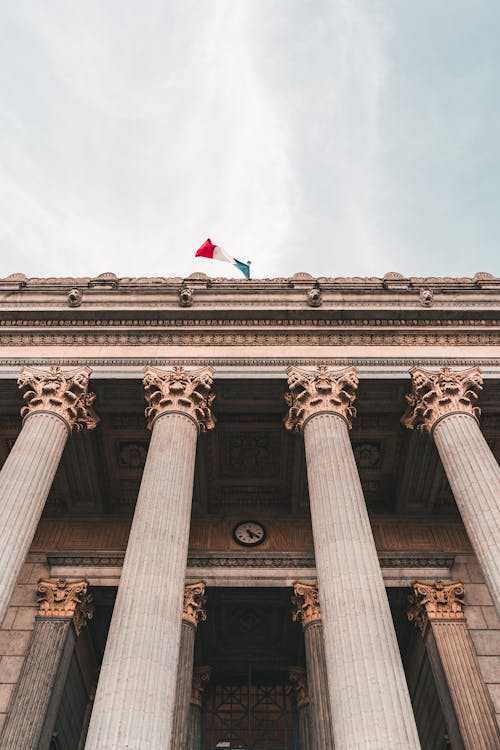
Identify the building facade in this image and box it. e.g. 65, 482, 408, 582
0, 270, 499, 750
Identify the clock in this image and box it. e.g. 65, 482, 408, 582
232, 521, 266, 547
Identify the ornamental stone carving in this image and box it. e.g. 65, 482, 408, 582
288, 667, 309, 708
18, 366, 99, 431
191, 666, 211, 706
143, 365, 216, 431
284, 365, 358, 432
402, 366, 482, 434
37, 579, 95, 635
407, 580, 465, 633
292, 582, 321, 626
182, 582, 207, 627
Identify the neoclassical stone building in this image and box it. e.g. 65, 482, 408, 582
0, 270, 499, 750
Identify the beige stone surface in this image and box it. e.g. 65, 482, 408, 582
453, 554, 500, 730
0, 552, 49, 731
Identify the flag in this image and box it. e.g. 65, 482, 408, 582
195, 239, 250, 279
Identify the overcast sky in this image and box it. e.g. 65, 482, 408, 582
0, 1, 498, 280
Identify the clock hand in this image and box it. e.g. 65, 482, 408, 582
246, 528, 258, 539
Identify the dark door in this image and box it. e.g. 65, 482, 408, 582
202, 668, 299, 750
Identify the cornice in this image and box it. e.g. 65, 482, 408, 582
0, 331, 498, 347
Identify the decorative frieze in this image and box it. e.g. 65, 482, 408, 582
288, 667, 309, 708
402, 366, 482, 434
191, 666, 212, 706
37, 578, 94, 635
18, 366, 99, 431
182, 582, 207, 627
284, 365, 358, 432
143, 365, 216, 431
292, 582, 321, 626
33, 517, 472, 554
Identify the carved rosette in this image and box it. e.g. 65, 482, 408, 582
191, 666, 211, 706
182, 582, 207, 627
284, 365, 358, 432
143, 365, 216, 431
37, 579, 95, 636
288, 667, 309, 708
292, 582, 321, 627
407, 580, 465, 633
402, 366, 482, 434
18, 366, 99, 431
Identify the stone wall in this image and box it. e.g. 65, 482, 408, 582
452, 553, 500, 729
0, 552, 49, 734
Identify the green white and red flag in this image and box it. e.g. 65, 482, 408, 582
195, 239, 250, 279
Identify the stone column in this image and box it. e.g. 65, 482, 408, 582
0, 367, 98, 626
408, 580, 500, 750
285, 366, 421, 750
288, 667, 312, 750
84, 366, 215, 750
0, 579, 94, 750
402, 367, 500, 615
187, 666, 211, 750
171, 582, 207, 750
291, 582, 333, 749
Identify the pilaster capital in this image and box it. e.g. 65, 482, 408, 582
18, 366, 99, 431
407, 580, 465, 633
292, 582, 321, 626
191, 666, 211, 706
143, 365, 216, 431
288, 666, 309, 708
284, 365, 358, 432
182, 581, 207, 627
401, 366, 482, 434
37, 579, 95, 635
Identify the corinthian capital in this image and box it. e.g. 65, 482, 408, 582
402, 366, 482, 434
407, 580, 465, 633
292, 582, 321, 626
18, 366, 99, 431
37, 579, 95, 635
182, 582, 207, 627
191, 666, 211, 706
288, 667, 309, 708
143, 365, 216, 431
284, 365, 358, 432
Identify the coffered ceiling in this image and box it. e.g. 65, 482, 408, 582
1, 376, 499, 519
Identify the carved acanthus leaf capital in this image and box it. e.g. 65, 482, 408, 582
191, 666, 211, 706
402, 366, 482, 434
288, 667, 309, 708
292, 582, 321, 626
143, 365, 216, 431
284, 366, 358, 432
18, 366, 99, 431
407, 580, 465, 633
182, 582, 207, 627
37, 579, 95, 635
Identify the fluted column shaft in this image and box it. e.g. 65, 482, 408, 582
84, 412, 198, 750
304, 413, 421, 749
297, 703, 311, 750
302, 621, 334, 748
0, 579, 93, 750
433, 413, 500, 614
431, 622, 500, 749
171, 620, 197, 750
187, 703, 203, 750
0, 619, 75, 750
0, 413, 68, 624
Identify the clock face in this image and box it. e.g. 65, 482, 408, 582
233, 521, 266, 547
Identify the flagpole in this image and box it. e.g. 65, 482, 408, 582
247, 261, 251, 279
